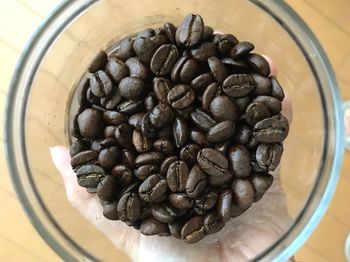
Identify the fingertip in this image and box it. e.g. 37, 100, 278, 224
282, 92, 293, 124
261, 54, 278, 77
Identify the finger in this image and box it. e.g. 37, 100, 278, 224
261, 54, 277, 77
282, 91, 293, 124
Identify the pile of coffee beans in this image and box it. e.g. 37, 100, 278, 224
69, 14, 289, 244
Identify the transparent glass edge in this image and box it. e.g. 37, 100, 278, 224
344, 101, 350, 151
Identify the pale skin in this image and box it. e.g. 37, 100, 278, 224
50, 55, 294, 262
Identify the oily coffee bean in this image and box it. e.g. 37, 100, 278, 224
247, 135, 259, 149
181, 216, 206, 244
139, 174, 168, 202
197, 148, 228, 176
176, 106, 194, 120
70, 150, 98, 169
125, 57, 151, 80
208, 170, 233, 187
150, 44, 179, 76
252, 74, 272, 95
88, 50, 108, 73
90, 70, 113, 98
70, 139, 90, 157
77, 78, 90, 107
100, 88, 122, 110
158, 126, 172, 138
233, 123, 252, 144
169, 220, 185, 239
77, 108, 103, 138
203, 212, 225, 234
214, 141, 230, 154
167, 84, 195, 110
171, 56, 189, 83
98, 146, 120, 169
153, 138, 174, 155
230, 41, 255, 59
191, 72, 214, 91
230, 203, 246, 218
228, 144, 251, 178
103, 111, 127, 126
97, 175, 118, 201
256, 143, 283, 171
102, 200, 119, 220
270, 77, 285, 101
180, 59, 200, 83
140, 217, 169, 236
134, 164, 159, 180
234, 96, 251, 112
217, 34, 238, 56
153, 77, 172, 103
135, 151, 164, 166
194, 188, 218, 215
149, 104, 174, 129
186, 165, 207, 198
137, 28, 155, 38
191, 42, 216, 62
222, 74, 255, 98
128, 113, 145, 131
119, 77, 144, 100
253, 95, 282, 115
176, 14, 204, 47
164, 22, 177, 44
247, 53, 271, 77
118, 38, 135, 61
253, 115, 289, 143
86, 87, 100, 106
250, 173, 274, 201
221, 57, 249, 71
121, 149, 136, 168
144, 93, 156, 112
190, 129, 213, 147
133, 37, 157, 64
207, 56, 228, 83
132, 129, 152, 153
139, 206, 152, 220
206, 120, 236, 143
91, 138, 118, 152
151, 34, 170, 47
251, 158, 267, 173
141, 113, 157, 139
190, 109, 216, 131
172, 117, 190, 147
76, 164, 105, 188
160, 156, 178, 176
114, 123, 133, 149
151, 203, 177, 223
111, 164, 133, 187
180, 144, 201, 166
202, 26, 214, 41
216, 188, 232, 221
202, 82, 219, 111
118, 192, 141, 223
245, 102, 271, 126
117, 100, 143, 115
231, 179, 254, 210
120, 181, 141, 196
169, 193, 193, 210
105, 56, 128, 83
166, 161, 190, 192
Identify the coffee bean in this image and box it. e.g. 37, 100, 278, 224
121, 149, 136, 168
172, 117, 190, 147
222, 74, 255, 98
102, 200, 119, 220
151, 203, 177, 223
111, 164, 133, 187
119, 77, 145, 100
180, 144, 200, 166
230, 41, 254, 59
233, 123, 252, 144
117, 100, 143, 115
256, 143, 283, 171
88, 50, 108, 73
144, 93, 156, 112
167, 84, 195, 110
202, 83, 219, 111
134, 164, 159, 180
78, 108, 103, 138
216, 188, 232, 221
176, 14, 204, 47
209, 96, 236, 127
181, 216, 206, 243
91, 138, 118, 152
194, 188, 218, 215
139, 174, 168, 202
202, 26, 214, 41
234, 96, 251, 112
70, 150, 98, 169
253, 115, 289, 143
128, 113, 145, 131
166, 161, 189, 192
151, 34, 170, 47
186, 165, 207, 198
158, 126, 173, 138
214, 141, 230, 154
203, 212, 225, 234
190, 109, 216, 131
153, 77, 172, 103
114, 123, 133, 149
231, 179, 254, 210
140, 217, 169, 236
270, 77, 285, 101
164, 23, 177, 44
125, 57, 151, 80
118, 38, 135, 61
76, 164, 105, 188
141, 113, 157, 139
160, 156, 178, 176
99, 146, 120, 169
207, 120, 236, 143
191, 42, 216, 62
197, 148, 228, 176
230, 203, 245, 218
253, 95, 282, 115
132, 129, 152, 153
97, 175, 118, 201
135, 151, 164, 166
137, 28, 155, 38
70, 139, 90, 157
105, 56, 128, 83
86, 87, 100, 106
118, 192, 141, 223
252, 74, 271, 95
221, 57, 249, 71
150, 104, 174, 129
120, 181, 141, 196
103, 111, 127, 126
247, 135, 259, 149
208, 170, 233, 187
250, 173, 273, 201
245, 102, 271, 126
153, 138, 174, 155
169, 219, 185, 239
169, 193, 193, 210
180, 59, 199, 83
133, 37, 157, 64
217, 34, 238, 56
151, 44, 179, 76
228, 145, 251, 178
139, 205, 152, 220
207, 56, 228, 83
246, 53, 270, 76
171, 56, 189, 83
190, 129, 213, 147
100, 88, 122, 110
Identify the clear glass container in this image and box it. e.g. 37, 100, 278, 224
5, 0, 347, 261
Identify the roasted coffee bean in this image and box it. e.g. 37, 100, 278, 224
134, 164, 159, 180
214, 141, 230, 154
251, 158, 267, 173
76, 164, 105, 188
119, 77, 144, 100
194, 188, 218, 215
216, 188, 232, 221
256, 143, 283, 171
186, 165, 207, 198
180, 144, 201, 166
233, 123, 252, 144
111, 164, 133, 187
169, 193, 193, 210
70, 139, 90, 157
125, 57, 150, 80
247, 135, 259, 149
191, 42, 216, 62
230, 41, 254, 59
217, 34, 238, 56
121, 149, 136, 168
100, 88, 122, 110
203, 212, 225, 234
70, 150, 98, 169
230, 203, 246, 218
176, 106, 194, 120
208, 170, 233, 187
164, 22, 177, 44
139, 174, 168, 202
158, 126, 172, 138
140, 217, 169, 236
190, 129, 213, 147
245, 102, 271, 126
88, 50, 108, 73
118, 192, 141, 223
202, 26, 214, 41
99, 146, 120, 169
253, 115, 289, 143
102, 200, 119, 220
77, 108, 103, 138
167, 161, 190, 192
153, 77, 172, 103
222, 74, 255, 98
181, 216, 206, 243
250, 173, 273, 201
133, 37, 157, 64
202, 83, 219, 111
231, 179, 254, 210
197, 148, 228, 176
114, 123, 133, 149
149, 104, 174, 129
139, 206, 152, 220
144, 93, 156, 112
180, 59, 200, 83
86, 87, 100, 106
173, 117, 189, 147
209, 95, 237, 124
151, 34, 170, 47
141, 113, 158, 139
234, 96, 251, 112
246, 53, 270, 76
90, 70, 113, 98
270, 77, 285, 101
207, 56, 228, 83
253, 95, 282, 115
169, 219, 185, 239
151, 44, 179, 76
77, 77, 90, 107
117, 100, 143, 115
135, 151, 164, 166
151, 203, 177, 223
176, 14, 204, 47
207, 120, 236, 143
190, 109, 216, 131
160, 156, 178, 176
167, 84, 195, 110
137, 28, 155, 38
153, 138, 174, 155
91, 138, 118, 152
132, 129, 152, 153
191, 72, 214, 91
228, 144, 251, 178
171, 56, 189, 83
118, 38, 135, 61
97, 175, 118, 201
105, 56, 128, 83
103, 111, 127, 126
120, 181, 141, 196
128, 113, 145, 131
221, 57, 249, 71
252, 74, 271, 95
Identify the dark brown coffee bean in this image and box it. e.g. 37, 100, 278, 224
135, 152, 164, 167
231, 179, 254, 210
97, 175, 118, 201
137, 28, 155, 38
270, 77, 285, 101
144, 93, 156, 112
139, 205, 152, 220
245, 102, 271, 126
125, 57, 150, 80
88, 50, 108, 73
171, 56, 189, 83
234, 96, 251, 112
139, 174, 168, 202
253, 115, 289, 143
191, 42, 216, 62
202, 83, 219, 111
207, 56, 228, 83
169, 220, 185, 239
252, 74, 271, 95
77, 77, 90, 107
233, 123, 252, 144
256, 143, 283, 171
117, 100, 143, 115
169, 193, 193, 210
105, 56, 128, 83
190, 129, 213, 147
134, 164, 159, 180
91, 138, 118, 152
153, 138, 174, 155
207, 120, 236, 143
103, 111, 127, 126
70, 150, 98, 169
176, 105, 194, 120
222, 74, 255, 98
141, 113, 157, 139
149, 104, 174, 129
132, 129, 152, 153
253, 95, 282, 115
167, 161, 190, 192
176, 14, 204, 47
251, 158, 267, 173
208, 170, 233, 187
209, 96, 237, 123
151, 34, 170, 47
102, 200, 119, 220
111, 164, 133, 187
181, 216, 206, 243
118, 77, 145, 100
98, 146, 120, 170
167, 84, 195, 110
164, 22, 176, 44
180, 59, 200, 83
100, 88, 122, 110
214, 141, 230, 154
118, 38, 135, 61
191, 72, 214, 91
172, 117, 190, 147
197, 148, 228, 176
128, 113, 145, 131
216, 188, 232, 222
76, 164, 105, 188
133, 37, 157, 64
151, 203, 177, 223
86, 87, 100, 106
202, 26, 214, 41
118, 192, 140, 223
77, 108, 103, 138
186, 165, 207, 198
180, 144, 201, 166
203, 212, 225, 234
194, 188, 218, 215
114, 123, 133, 149
246, 53, 270, 76
160, 156, 178, 176
121, 149, 136, 168
151, 44, 179, 76
250, 173, 273, 201
140, 217, 169, 236
70, 139, 90, 157
221, 57, 249, 71
247, 135, 259, 149
190, 109, 216, 131
120, 181, 141, 196
228, 144, 251, 178
217, 34, 238, 56
230, 41, 254, 59
230, 203, 245, 218
158, 126, 172, 138
153, 77, 172, 103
